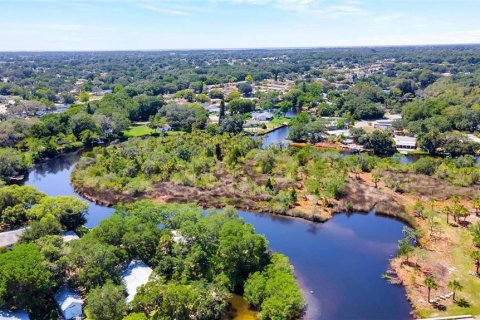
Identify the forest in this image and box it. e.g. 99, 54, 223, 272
0, 198, 304, 320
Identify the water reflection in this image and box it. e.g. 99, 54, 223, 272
22, 147, 411, 319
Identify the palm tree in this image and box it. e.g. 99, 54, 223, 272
442, 205, 451, 225
470, 222, 480, 247
447, 280, 462, 301
424, 276, 438, 303
473, 199, 480, 217
413, 200, 425, 218
372, 171, 380, 188
471, 250, 480, 275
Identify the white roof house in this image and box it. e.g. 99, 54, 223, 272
0, 309, 30, 320
121, 261, 153, 303
0, 228, 26, 248
467, 134, 480, 144
54, 287, 83, 320
394, 135, 417, 153
374, 119, 395, 130
60, 231, 80, 242
252, 112, 274, 122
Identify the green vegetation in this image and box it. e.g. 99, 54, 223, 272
0, 185, 85, 234
123, 125, 155, 138
0, 200, 304, 319
244, 254, 304, 320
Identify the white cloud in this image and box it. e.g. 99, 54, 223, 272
136, 3, 191, 16
213, 0, 367, 17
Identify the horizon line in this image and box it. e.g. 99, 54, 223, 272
1, 42, 480, 53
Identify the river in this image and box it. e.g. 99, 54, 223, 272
22, 128, 412, 320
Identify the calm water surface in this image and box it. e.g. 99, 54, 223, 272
23, 137, 411, 319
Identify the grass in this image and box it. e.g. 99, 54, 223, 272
245, 117, 290, 136
414, 215, 480, 318
270, 117, 291, 126
123, 125, 155, 138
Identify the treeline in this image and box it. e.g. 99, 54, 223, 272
0, 88, 208, 182
72, 132, 260, 196
0, 185, 86, 233
1, 46, 479, 105
0, 200, 304, 320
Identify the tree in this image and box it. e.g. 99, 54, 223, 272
0, 185, 46, 227
424, 277, 438, 303
442, 205, 452, 225
371, 170, 381, 188
359, 130, 397, 156
237, 82, 253, 97
67, 238, 123, 290
244, 253, 304, 320
397, 239, 414, 263
27, 196, 88, 230
447, 280, 462, 301
219, 115, 244, 134
158, 104, 208, 132
470, 222, 480, 247
219, 100, 226, 120
70, 113, 99, 139
473, 199, 480, 217
80, 90, 90, 103
85, 281, 127, 320
133, 94, 164, 120
20, 216, 63, 242
158, 282, 229, 320
471, 250, 480, 275
228, 99, 254, 114
413, 200, 425, 218
453, 203, 469, 223
0, 148, 28, 182
0, 243, 53, 309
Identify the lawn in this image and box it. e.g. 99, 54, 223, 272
123, 125, 155, 138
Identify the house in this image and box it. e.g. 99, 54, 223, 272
466, 134, 480, 144
374, 119, 395, 130
394, 135, 416, 153
121, 261, 153, 303
0, 228, 25, 248
321, 117, 342, 130
0, 309, 30, 320
54, 287, 84, 320
326, 129, 351, 137
60, 231, 80, 242
206, 105, 221, 114
252, 112, 274, 122
155, 124, 171, 133
171, 230, 186, 244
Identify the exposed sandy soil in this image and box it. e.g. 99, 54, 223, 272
74, 163, 480, 318
358, 171, 480, 318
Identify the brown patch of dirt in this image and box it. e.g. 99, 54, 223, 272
383, 171, 480, 200
334, 175, 405, 217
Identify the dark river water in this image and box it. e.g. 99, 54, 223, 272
22, 129, 412, 320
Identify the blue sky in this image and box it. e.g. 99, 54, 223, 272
0, 0, 479, 51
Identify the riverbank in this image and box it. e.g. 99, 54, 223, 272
23, 151, 414, 319
356, 171, 480, 318
72, 164, 480, 318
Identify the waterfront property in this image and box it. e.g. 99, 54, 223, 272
121, 261, 153, 303
60, 231, 80, 242
374, 119, 395, 130
0, 309, 30, 320
53, 287, 84, 320
394, 135, 417, 153
252, 111, 274, 121
0, 228, 25, 248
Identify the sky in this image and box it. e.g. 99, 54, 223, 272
0, 0, 479, 51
